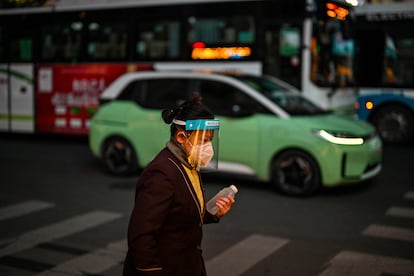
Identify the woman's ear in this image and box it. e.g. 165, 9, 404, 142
175, 131, 187, 144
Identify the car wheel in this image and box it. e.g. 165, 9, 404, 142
102, 137, 138, 176
271, 150, 321, 196
371, 104, 414, 144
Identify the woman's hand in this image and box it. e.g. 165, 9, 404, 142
215, 195, 235, 218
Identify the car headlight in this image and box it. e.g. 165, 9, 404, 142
314, 130, 364, 145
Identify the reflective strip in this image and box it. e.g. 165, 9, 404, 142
137, 267, 163, 272
173, 119, 220, 130
0, 114, 34, 121
186, 119, 220, 130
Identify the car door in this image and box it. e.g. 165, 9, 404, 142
197, 78, 261, 175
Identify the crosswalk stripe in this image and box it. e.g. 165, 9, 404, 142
319, 250, 414, 276
362, 224, 414, 242
386, 206, 414, 219
0, 211, 122, 258
404, 191, 414, 200
36, 239, 127, 276
205, 234, 289, 276
0, 201, 55, 221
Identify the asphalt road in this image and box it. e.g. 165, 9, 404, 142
0, 133, 413, 276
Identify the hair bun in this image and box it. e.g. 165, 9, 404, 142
161, 108, 177, 124
161, 93, 213, 127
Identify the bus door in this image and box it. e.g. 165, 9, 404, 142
263, 25, 301, 89
0, 27, 34, 133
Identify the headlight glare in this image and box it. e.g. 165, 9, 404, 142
314, 130, 364, 145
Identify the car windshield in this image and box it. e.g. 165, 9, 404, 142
235, 75, 328, 116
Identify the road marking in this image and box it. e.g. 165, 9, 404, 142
0, 201, 55, 221
0, 211, 122, 258
386, 206, 414, 219
319, 250, 414, 276
362, 224, 414, 242
36, 239, 127, 276
205, 234, 289, 276
404, 191, 414, 200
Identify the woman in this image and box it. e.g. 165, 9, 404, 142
123, 94, 235, 276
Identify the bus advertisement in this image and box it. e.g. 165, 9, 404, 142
35, 64, 149, 135
0, 63, 151, 135
0, 0, 357, 136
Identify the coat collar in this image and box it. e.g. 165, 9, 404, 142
167, 156, 205, 222
166, 138, 195, 170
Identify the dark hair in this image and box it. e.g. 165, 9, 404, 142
162, 93, 214, 135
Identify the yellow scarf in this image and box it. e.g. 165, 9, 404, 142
183, 165, 204, 210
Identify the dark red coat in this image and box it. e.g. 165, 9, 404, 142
124, 147, 218, 276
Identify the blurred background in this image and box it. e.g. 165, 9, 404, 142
0, 0, 413, 275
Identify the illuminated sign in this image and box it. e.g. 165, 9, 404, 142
191, 42, 251, 60
326, 2, 350, 21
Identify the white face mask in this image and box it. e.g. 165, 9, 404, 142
189, 141, 214, 168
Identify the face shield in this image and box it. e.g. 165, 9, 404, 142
174, 119, 220, 170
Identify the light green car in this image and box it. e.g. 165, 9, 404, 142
89, 71, 382, 196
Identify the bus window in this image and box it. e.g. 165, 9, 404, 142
312, 0, 354, 88
355, 31, 414, 88
2, 19, 33, 62
188, 16, 255, 44
23, 40, 32, 61
264, 25, 301, 89
41, 21, 83, 62
135, 20, 180, 60
87, 21, 128, 60
312, 20, 354, 87
385, 35, 414, 87
11, 37, 32, 62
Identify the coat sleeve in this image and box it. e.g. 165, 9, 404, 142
203, 210, 220, 224
127, 165, 174, 275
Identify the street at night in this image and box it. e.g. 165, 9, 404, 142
1, 0, 414, 275
0, 134, 413, 276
